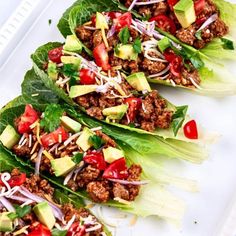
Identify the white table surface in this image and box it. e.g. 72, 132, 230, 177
0, 1, 236, 236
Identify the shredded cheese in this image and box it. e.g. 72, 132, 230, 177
42, 150, 54, 160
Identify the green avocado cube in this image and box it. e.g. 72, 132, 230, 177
76, 127, 94, 151
157, 37, 171, 53
96, 12, 109, 29
33, 202, 56, 230
63, 35, 82, 53
51, 156, 76, 177
0, 212, 13, 232
47, 61, 58, 80
126, 72, 151, 92
0, 125, 20, 149
114, 44, 138, 61
103, 147, 124, 163
102, 104, 128, 121
60, 116, 81, 133
174, 0, 196, 28
69, 85, 98, 98
61, 56, 81, 70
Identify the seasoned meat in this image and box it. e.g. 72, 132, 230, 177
87, 107, 104, 120
112, 183, 130, 200
198, 0, 217, 18
76, 165, 101, 188
76, 26, 93, 42
93, 30, 103, 48
176, 26, 196, 45
210, 18, 228, 37
127, 164, 142, 181
12, 144, 31, 157
153, 2, 169, 16
141, 57, 167, 74
87, 181, 110, 203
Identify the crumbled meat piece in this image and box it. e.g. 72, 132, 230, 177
62, 203, 89, 222
12, 145, 31, 157
95, 130, 117, 147
181, 67, 201, 86
22, 212, 37, 225
98, 96, 116, 109
76, 95, 90, 109
141, 57, 167, 74
87, 181, 110, 202
127, 164, 142, 181
112, 183, 130, 200
67, 179, 79, 192
155, 111, 173, 129
176, 26, 196, 45
129, 28, 139, 39
76, 26, 93, 42
23, 174, 54, 197
138, 6, 152, 16
198, 0, 217, 18
210, 18, 228, 37
153, 2, 169, 16
76, 165, 101, 188
87, 107, 104, 120
108, 35, 119, 51
93, 30, 103, 48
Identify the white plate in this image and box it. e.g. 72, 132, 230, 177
0, 1, 236, 235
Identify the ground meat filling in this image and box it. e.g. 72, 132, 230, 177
75, 15, 201, 88
0, 169, 104, 235
121, 0, 228, 48
67, 164, 142, 203
12, 115, 143, 203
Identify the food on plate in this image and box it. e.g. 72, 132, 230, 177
0, 168, 107, 235
56, 0, 236, 95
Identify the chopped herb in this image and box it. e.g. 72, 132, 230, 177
89, 135, 105, 149
114, 45, 120, 55
195, 30, 202, 40
221, 38, 234, 50
133, 37, 142, 54
189, 54, 204, 69
128, 123, 136, 128
141, 14, 151, 21
48, 19, 52, 26
72, 152, 83, 163
69, 77, 78, 86
40, 104, 64, 132
61, 64, 78, 80
52, 229, 67, 236
171, 105, 188, 136
118, 27, 130, 44
8, 205, 31, 220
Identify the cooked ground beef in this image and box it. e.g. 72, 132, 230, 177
121, 0, 228, 49
141, 57, 167, 75
95, 130, 117, 147
87, 181, 110, 203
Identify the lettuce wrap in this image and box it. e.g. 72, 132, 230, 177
56, 0, 236, 96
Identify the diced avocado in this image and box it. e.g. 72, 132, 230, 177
61, 56, 81, 70
69, 85, 98, 98
114, 44, 138, 61
126, 72, 151, 92
63, 35, 82, 53
0, 125, 20, 149
47, 61, 58, 80
33, 202, 56, 230
0, 212, 13, 232
174, 0, 196, 28
51, 156, 76, 177
157, 37, 171, 53
76, 127, 94, 151
103, 147, 124, 163
96, 12, 108, 29
60, 116, 81, 133
102, 104, 128, 121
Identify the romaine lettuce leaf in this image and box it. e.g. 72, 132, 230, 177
22, 69, 208, 163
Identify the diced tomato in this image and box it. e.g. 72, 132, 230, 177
79, 68, 96, 85
48, 46, 63, 64
83, 152, 107, 170
0, 173, 26, 187
103, 157, 128, 179
17, 104, 39, 134
149, 15, 176, 34
91, 15, 96, 26
124, 97, 142, 123
114, 12, 132, 31
67, 223, 86, 236
41, 127, 69, 148
194, 0, 205, 15
106, 11, 122, 20
28, 224, 51, 236
167, 0, 179, 11
93, 43, 111, 71
163, 51, 182, 77
183, 120, 198, 139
